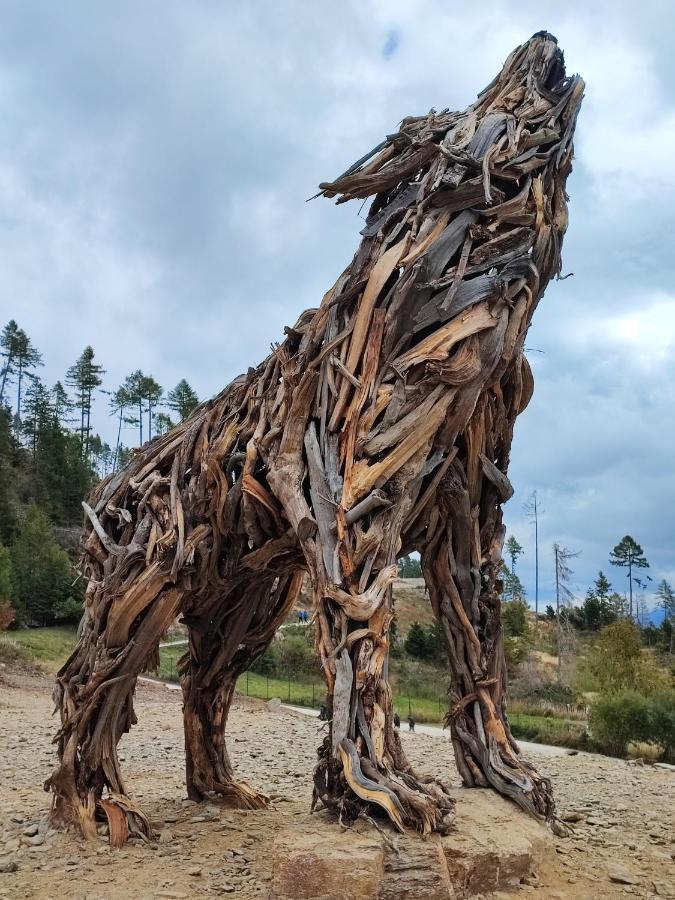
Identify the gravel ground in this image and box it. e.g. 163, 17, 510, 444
0, 668, 673, 899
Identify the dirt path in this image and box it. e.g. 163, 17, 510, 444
0, 669, 673, 899
282, 704, 571, 758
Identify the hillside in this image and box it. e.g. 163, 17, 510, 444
291, 576, 433, 635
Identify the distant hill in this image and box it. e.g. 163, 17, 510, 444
391, 578, 434, 635
290, 576, 433, 636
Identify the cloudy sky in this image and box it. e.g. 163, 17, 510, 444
2, 0, 674, 609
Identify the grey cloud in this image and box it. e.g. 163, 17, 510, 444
1, 0, 674, 607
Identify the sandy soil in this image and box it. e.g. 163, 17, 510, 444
0, 668, 673, 899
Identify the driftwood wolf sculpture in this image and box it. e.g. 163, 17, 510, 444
47, 32, 583, 844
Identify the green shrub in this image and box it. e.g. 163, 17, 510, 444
590, 691, 651, 756
403, 620, 445, 663
651, 692, 675, 761
590, 689, 675, 759
531, 682, 578, 705
250, 626, 321, 680
52, 595, 83, 624
589, 621, 642, 692
508, 713, 587, 749
502, 598, 529, 637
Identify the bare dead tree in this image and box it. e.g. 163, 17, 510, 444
46, 31, 583, 845
523, 490, 542, 617
553, 543, 580, 680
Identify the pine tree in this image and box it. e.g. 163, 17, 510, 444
89, 435, 112, 477
11, 328, 43, 428
10, 504, 73, 625
31, 414, 93, 524
117, 445, 133, 469
656, 579, 675, 621
51, 382, 73, 426
501, 562, 526, 601
404, 621, 429, 659
594, 571, 612, 602
0, 407, 19, 542
108, 383, 136, 470
398, 554, 421, 577
502, 597, 530, 636
122, 371, 163, 443
66, 347, 105, 459
608, 591, 628, 619
142, 375, 163, 440
124, 370, 147, 446
656, 580, 675, 653
167, 379, 199, 421
0, 320, 21, 405
609, 535, 649, 619
21, 377, 51, 459
580, 571, 617, 630
154, 412, 175, 435
504, 535, 524, 574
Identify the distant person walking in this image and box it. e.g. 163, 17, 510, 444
408, 716, 416, 732
393, 712, 401, 729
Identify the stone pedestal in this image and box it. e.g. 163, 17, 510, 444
271, 789, 553, 899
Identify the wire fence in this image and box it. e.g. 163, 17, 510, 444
156, 642, 449, 722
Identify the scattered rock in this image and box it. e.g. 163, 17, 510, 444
586, 816, 607, 826
0, 859, 18, 874
21, 834, 44, 847
608, 867, 641, 885
561, 810, 584, 823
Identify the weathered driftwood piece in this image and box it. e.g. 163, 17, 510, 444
47, 31, 583, 842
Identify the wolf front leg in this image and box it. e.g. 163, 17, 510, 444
308, 566, 455, 834
421, 456, 556, 823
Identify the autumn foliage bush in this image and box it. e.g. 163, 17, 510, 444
0, 600, 15, 630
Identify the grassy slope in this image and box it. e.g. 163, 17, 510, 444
391, 578, 435, 635
7, 627, 77, 669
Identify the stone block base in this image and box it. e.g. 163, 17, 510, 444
271, 789, 553, 899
